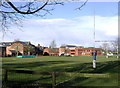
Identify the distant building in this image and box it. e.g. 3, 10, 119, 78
0, 41, 43, 56
0, 45, 6, 57
43, 47, 59, 56
59, 45, 102, 56
59, 45, 76, 56
76, 47, 102, 56
0, 41, 103, 57
0, 42, 12, 57
43, 47, 49, 56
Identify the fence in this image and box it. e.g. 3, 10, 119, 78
2, 69, 118, 88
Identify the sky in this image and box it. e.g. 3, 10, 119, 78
0, 1, 118, 48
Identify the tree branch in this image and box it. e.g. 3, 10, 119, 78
5, 0, 49, 14
0, 11, 17, 13
75, 0, 88, 10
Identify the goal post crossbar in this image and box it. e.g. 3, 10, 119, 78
95, 40, 116, 42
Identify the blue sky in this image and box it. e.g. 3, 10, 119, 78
45, 2, 117, 18
0, 1, 118, 47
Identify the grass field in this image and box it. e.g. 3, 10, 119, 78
1, 56, 120, 87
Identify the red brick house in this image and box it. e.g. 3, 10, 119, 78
43, 47, 59, 56
59, 45, 76, 56
0, 45, 6, 57
0, 42, 12, 57
0, 41, 103, 57
0, 41, 44, 57
76, 47, 102, 56
6, 41, 36, 56
59, 45, 102, 56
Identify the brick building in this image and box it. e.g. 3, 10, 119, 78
43, 47, 59, 56
6, 41, 36, 56
59, 45, 76, 56
0, 41, 102, 57
59, 45, 102, 56
0, 41, 43, 56
76, 47, 102, 56
0, 42, 12, 57
0, 45, 6, 57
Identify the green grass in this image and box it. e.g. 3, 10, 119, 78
2, 56, 119, 72
1, 56, 120, 87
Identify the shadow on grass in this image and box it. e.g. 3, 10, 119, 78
57, 76, 118, 87
89, 61, 119, 73
2, 76, 53, 88
56, 77, 89, 87
2, 60, 119, 87
63, 61, 119, 73
2, 61, 72, 70
2, 60, 119, 73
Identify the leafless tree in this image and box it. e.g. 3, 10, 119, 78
49, 40, 58, 55
111, 39, 118, 53
0, 0, 88, 37
111, 37, 120, 54
100, 43, 110, 54
49, 40, 56, 49
118, 36, 120, 54
0, 0, 64, 37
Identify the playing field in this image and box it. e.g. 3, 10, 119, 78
1, 56, 120, 87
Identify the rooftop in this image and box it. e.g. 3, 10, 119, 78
0, 41, 32, 46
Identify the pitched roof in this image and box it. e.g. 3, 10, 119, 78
60, 46, 66, 48
66, 45, 76, 47
13, 41, 31, 45
0, 41, 34, 47
0, 42, 12, 46
78, 48, 102, 51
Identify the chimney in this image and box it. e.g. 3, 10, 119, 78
38, 44, 40, 47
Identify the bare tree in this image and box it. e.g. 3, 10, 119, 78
118, 36, 120, 54
100, 43, 110, 54
111, 37, 120, 54
49, 40, 56, 48
0, 0, 88, 36
49, 40, 58, 56
0, 0, 64, 37
111, 39, 118, 54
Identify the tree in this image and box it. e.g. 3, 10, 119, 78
111, 37, 120, 54
49, 40, 57, 56
100, 43, 110, 54
111, 39, 118, 54
118, 36, 120, 54
0, 0, 88, 35
0, 0, 63, 36
24, 45, 35, 55
49, 40, 56, 48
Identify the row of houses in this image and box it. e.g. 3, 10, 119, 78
0, 41, 43, 57
0, 41, 103, 57
59, 45, 102, 56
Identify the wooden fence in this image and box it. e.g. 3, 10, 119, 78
3, 69, 117, 88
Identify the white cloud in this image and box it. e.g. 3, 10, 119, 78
1, 16, 118, 47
